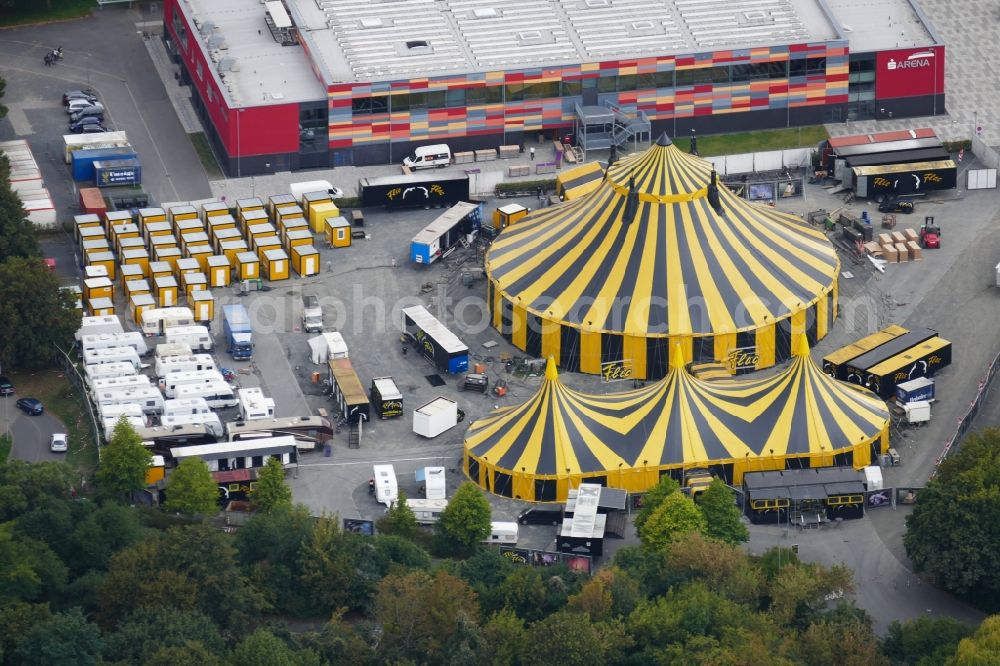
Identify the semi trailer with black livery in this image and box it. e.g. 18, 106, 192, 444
359, 172, 470, 209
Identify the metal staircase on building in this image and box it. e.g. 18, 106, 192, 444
607, 103, 651, 150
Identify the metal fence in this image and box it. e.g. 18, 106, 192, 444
55, 345, 103, 461
935, 347, 1000, 471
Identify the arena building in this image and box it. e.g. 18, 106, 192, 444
163, 0, 944, 175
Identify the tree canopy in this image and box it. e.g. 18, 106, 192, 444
251, 456, 292, 513
639, 490, 707, 551
376, 488, 418, 538
165, 458, 219, 516
437, 482, 491, 555
697, 478, 750, 546
96, 417, 153, 501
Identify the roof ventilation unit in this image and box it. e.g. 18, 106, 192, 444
473, 7, 499, 18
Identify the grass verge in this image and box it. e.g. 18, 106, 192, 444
0, 434, 11, 464
189, 132, 224, 180
0, 0, 93, 27
9, 367, 98, 476
698, 125, 829, 157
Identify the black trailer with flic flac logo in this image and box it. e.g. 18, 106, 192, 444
370, 376, 403, 419
843, 328, 937, 386
856, 336, 952, 399
359, 173, 470, 209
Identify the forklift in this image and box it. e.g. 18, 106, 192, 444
920, 216, 941, 249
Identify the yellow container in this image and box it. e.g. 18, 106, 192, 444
143, 220, 173, 245
189, 246, 214, 273
236, 252, 260, 280
268, 194, 297, 218
153, 246, 182, 271
191, 289, 214, 322
239, 208, 269, 236
220, 239, 249, 264
302, 190, 333, 217
149, 261, 173, 280
207, 214, 237, 243
262, 248, 289, 281
236, 198, 264, 226
175, 217, 204, 238
138, 207, 167, 227
85, 265, 108, 281
79, 225, 106, 246
291, 244, 320, 277
285, 228, 313, 250
130, 293, 156, 325
74, 214, 102, 243
248, 222, 277, 250
325, 216, 352, 248
117, 236, 146, 257
120, 248, 150, 278
212, 226, 243, 253
168, 205, 199, 227
308, 202, 339, 234
183, 272, 208, 300
202, 200, 230, 218
104, 210, 132, 231
154, 275, 179, 307
119, 262, 144, 285
87, 252, 116, 279
111, 222, 140, 247
207, 255, 231, 287
182, 233, 212, 257
175, 257, 201, 279
146, 461, 166, 486
124, 278, 151, 299
150, 233, 178, 254
276, 204, 304, 225
83, 276, 113, 301
88, 297, 114, 317
255, 236, 282, 261
279, 216, 309, 243
82, 237, 111, 255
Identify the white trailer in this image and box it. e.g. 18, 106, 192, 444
154, 353, 216, 379
420, 466, 447, 500
94, 386, 164, 415
373, 464, 398, 507
308, 331, 349, 364
140, 307, 195, 336
102, 415, 147, 439
159, 369, 226, 398
86, 361, 137, 386
161, 412, 224, 438
76, 315, 124, 341
413, 397, 458, 438
155, 342, 193, 359
174, 381, 238, 409
483, 521, 519, 545
63, 131, 129, 163
164, 325, 213, 351
162, 397, 211, 416
90, 374, 151, 393
83, 346, 142, 371
80, 331, 149, 356
405, 498, 449, 524
237, 387, 275, 421
97, 402, 144, 422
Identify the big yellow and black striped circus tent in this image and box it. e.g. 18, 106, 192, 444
463, 338, 889, 502
485, 134, 841, 380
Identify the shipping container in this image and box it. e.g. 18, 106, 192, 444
63, 131, 129, 163
822, 325, 910, 380
844, 328, 938, 385
74, 213, 103, 243
93, 158, 141, 187
325, 216, 351, 248
290, 245, 319, 276
262, 248, 289, 281
79, 188, 107, 215
71, 148, 138, 182
413, 397, 458, 438
895, 377, 935, 404
207, 255, 231, 287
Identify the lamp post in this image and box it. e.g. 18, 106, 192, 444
236, 108, 242, 179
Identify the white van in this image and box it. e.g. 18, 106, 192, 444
483, 521, 519, 545
159, 369, 226, 398
86, 361, 137, 386
141, 307, 195, 336
174, 381, 238, 409
403, 144, 451, 170
162, 397, 211, 417
81, 331, 149, 356
164, 325, 213, 352
76, 315, 124, 341
84, 346, 142, 371
90, 374, 151, 393
154, 353, 216, 379
95, 386, 165, 415
161, 412, 224, 438
155, 342, 193, 359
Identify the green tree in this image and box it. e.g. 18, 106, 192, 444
298, 610, 373, 665
904, 427, 1000, 606
480, 609, 526, 666
96, 417, 152, 501
882, 616, 974, 666
639, 491, 706, 551
229, 628, 319, 666
634, 474, 680, 534
298, 515, 377, 614
376, 488, 418, 538
102, 607, 226, 664
0, 459, 74, 521
235, 505, 315, 615
251, 456, 292, 513
147, 641, 224, 666
165, 457, 219, 516
0, 257, 77, 369
520, 610, 605, 666
0, 76, 7, 119
68, 502, 146, 574
0, 529, 68, 604
13, 607, 103, 666
0, 601, 52, 661
437, 482, 491, 555
697, 479, 749, 545
949, 615, 1000, 665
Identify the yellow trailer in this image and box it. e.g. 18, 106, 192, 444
175, 217, 205, 239
150, 236, 179, 259
181, 233, 211, 258
212, 226, 243, 253
276, 204, 305, 226
290, 244, 320, 277
83, 276, 113, 301
130, 293, 156, 325
220, 239, 249, 264
79, 225, 106, 246
308, 202, 339, 234
120, 248, 150, 278
207, 255, 231, 287
191, 289, 214, 322
188, 245, 214, 272
87, 252, 116, 279
138, 207, 167, 227
154, 275, 179, 307
182, 272, 208, 300
235, 251, 261, 280
254, 235, 282, 261
325, 215, 352, 248
175, 257, 201, 278
148, 261, 173, 280
124, 278, 151, 299
74, 214, 102, 243
285, 228, 313, 250
118, 262, 144, 286
88, 297, 115, 317
236, 197, 265, 224
110, 222, 140, 246
262, 248, 290, 281
202, 200, 230, 219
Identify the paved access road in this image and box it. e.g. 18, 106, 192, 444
0, 396, 67, 463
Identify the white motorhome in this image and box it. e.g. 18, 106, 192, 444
75, 315, 124, 341
403, 144, 451, 170
154, 353, 216, 378
80, 331, 149, 356
155, 342, 192, 359
86, 361, 137, 386
94, 386, 164, 415
174, 381, 238, 409
483, 521, 519, 545
140, 307, 195, 336
96, 402, 144, 422
405, 498, 449, 524
159, 369, 226, 398
237, 387, 275, 421
308, 331, 349, 364
161, 412, 224, 438
164, 325, 213, 352
90, 374, 151, 393
83, 346, 142, 371
162, 397, 211, 417
373, 464, 398, 507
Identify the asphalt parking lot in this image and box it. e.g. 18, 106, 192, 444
0, 394, 67, 464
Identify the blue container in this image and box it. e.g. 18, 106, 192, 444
93, 158, 142, 187
895, 377, 935, 404
71, 148, 137, 182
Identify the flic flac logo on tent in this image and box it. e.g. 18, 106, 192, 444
887, 51, 935, 71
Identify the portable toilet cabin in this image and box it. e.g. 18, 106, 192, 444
309, 201, 339, 234
82, 237, 111, 257
149, 261, 173, 281
212, 226, 242, 253
262, 248, 289, 281
130, 292, 156, 325
169, 204, 199, 230
325, 216, 352, 248
79, 225, 106, 246
117, 236, 146, 258
118, 262, 144, 288
175, 257, 200, 281
236, 197, 264, 218
104, 209, 132, 232
138, 207, 167, 228
190, 289, 214, 323
235, 251, 260, 280
207, 255, 231, 287
143, 220, 173, 246
121, 247, 150, 278
154, 275, 179, 307
290, 245, 320, 277
74, 213, 102, 243
239, 207, 268, 236
89, 297, 115, 317
279, 216, 309, 244
248, 222, 277, 251
220, 239, 248, 264
150, 233, 179, 256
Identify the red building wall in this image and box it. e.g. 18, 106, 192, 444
875, 46, 945, 101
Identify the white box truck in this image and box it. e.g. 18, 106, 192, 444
373, 464, 398, 507
159, 369, 226, 398
155, 353, 216, 379
483, 521, 519, 545
174, 381, 238, 409
83, 346, 142, 371
413, 397, 458, 438
75, 315, 124, 341
162, 397, 211, 417
237, 387, 275, 421
164, 325, 213, 352
308, 331, 349, 364
421, 466, 447, 500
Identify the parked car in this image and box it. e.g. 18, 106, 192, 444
78, 125, 109, 134
517, 507, 564, 525
66, 98, 97, 115
70, 105, 105, 123
15, 398, 43, 415
50, 433, 68, 452
70, 116, 103, 132
63, 89, 97, 105
0, 376, 12, 396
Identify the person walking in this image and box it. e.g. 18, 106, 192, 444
529, 146, 535, 161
